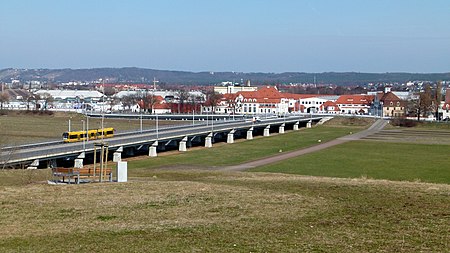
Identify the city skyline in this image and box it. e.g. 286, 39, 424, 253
1, 0, 449, 73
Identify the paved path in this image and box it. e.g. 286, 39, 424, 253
221, 119, 388, 171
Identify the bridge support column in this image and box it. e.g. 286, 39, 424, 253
227, 129, 235, 144
179, 137, 188, 152
149, 141, 158, 157
205, 133, 213, 148
279, 123, 285, 134
293, 121, 299, 131
264, 125, 270, 137
27, 159, 39, 170
113, 147, 123, 162
47, 159, 57, 169
247, 127, 254, 140
307, 120, 312, 128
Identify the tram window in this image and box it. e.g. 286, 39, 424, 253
69, 134, 77, 139
107, 130, 113, 135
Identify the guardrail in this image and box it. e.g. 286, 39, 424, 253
1, 116, 321, 167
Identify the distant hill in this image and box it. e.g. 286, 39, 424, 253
1, 67, 449, 85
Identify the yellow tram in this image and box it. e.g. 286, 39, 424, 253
62, 128, 115, 143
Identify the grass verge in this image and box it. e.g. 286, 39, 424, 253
252, 140, 450, 184
129, 126, 360, 172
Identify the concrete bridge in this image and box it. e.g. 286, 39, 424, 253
0, 116, 324, 169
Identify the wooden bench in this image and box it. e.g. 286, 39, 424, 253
52, 167, 113, 184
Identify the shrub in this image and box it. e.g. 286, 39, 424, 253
390, 117, 417, 127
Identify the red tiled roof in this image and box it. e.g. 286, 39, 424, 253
320, 101, 340, 111
222, 93, 238, 100
237, 86, 282, 99
380, 92, 400, 102
336, 95, 374, 105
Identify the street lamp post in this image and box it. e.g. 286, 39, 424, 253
156, 113, 159, 140
140, 113, 143, 133
82, 120, 86, 150
86, 110, 89, 143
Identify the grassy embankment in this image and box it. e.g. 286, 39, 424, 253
0, 172, 448, 252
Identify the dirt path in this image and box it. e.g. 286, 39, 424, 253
221, 119, 388, 171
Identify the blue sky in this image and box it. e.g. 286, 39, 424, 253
1, 0, 449, 73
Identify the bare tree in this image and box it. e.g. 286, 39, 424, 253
23, 93, 32, 110
0, 92, 10, 110
434, 81, 442, 120
205, 90, 223, 114
121, 94, 138, 112
177, 90, 189, 113
40, 93, 53, 110
417, 84, 433, 121
136, 91, 160, 113
103, 86, 116, 96
31, 94, 41, 110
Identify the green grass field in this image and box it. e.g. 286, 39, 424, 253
129, 126, 360, 172
252, 141, 450, 184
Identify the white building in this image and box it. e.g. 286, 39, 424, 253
35, 90, 105, 101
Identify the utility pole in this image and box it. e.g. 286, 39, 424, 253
153, 77, 159, 90
82, 120, 85, 150
140, 113, 143, 133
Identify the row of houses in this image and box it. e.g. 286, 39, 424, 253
207, 86, 414, 118
1, 85, 450, 120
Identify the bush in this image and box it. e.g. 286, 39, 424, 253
390, 117, 417, 127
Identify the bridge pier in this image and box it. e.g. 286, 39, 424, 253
179, 137, 188, 152
279, 123, 285, 134
307, 120, 312, 128
264, 125, 270, 136
149, 141, 158, 157
47, 159, 57, 169
27, 159, 39, 170
227, 129, 235, 144
205, 133, 213, 148
293, 121, 299, 131
247, 127, 253, 140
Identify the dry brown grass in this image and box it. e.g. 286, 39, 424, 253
0, 169, 449, 252
323, 116, 375, 128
